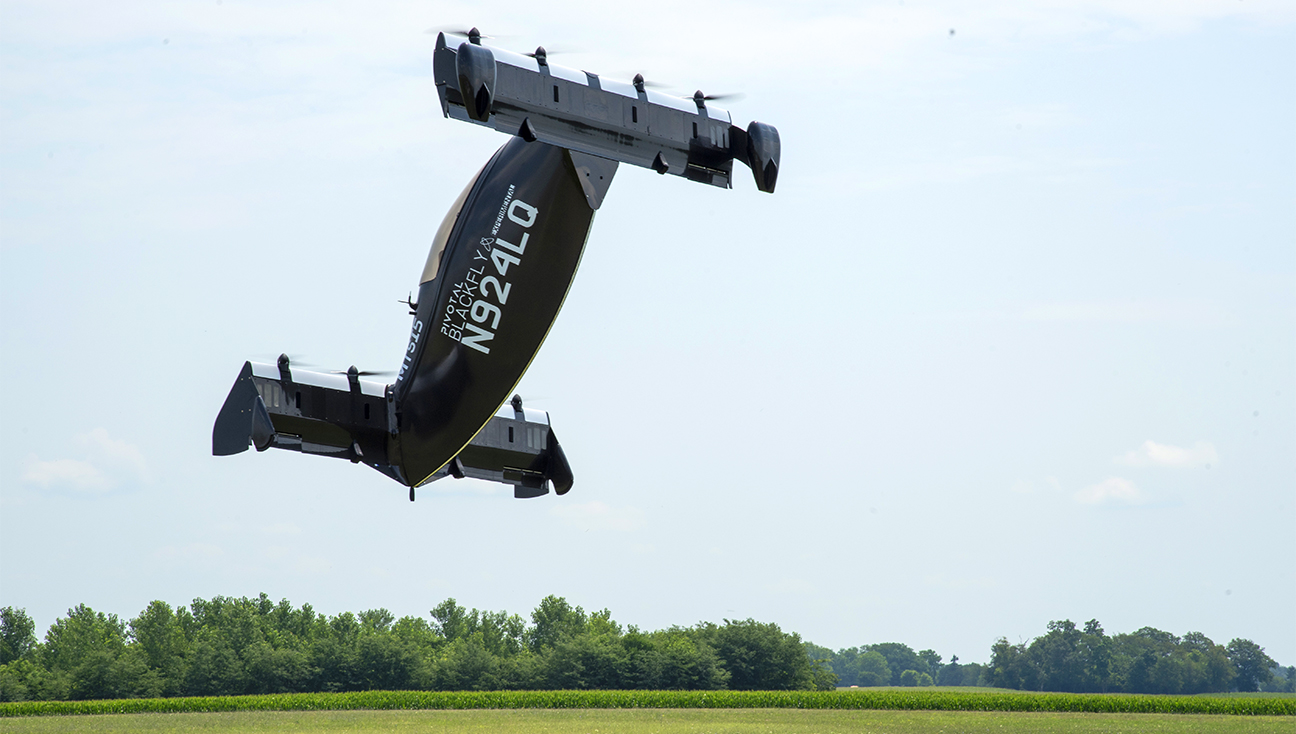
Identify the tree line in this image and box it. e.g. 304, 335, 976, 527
807, 619, 1292, 695
985, 619, 1293, 695
0, 596, 833, 701
805, 641, 986, 688
1, 600, 1291, 702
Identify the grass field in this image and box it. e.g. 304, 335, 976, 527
2, 709, 1296, 733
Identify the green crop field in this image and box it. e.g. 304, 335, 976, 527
2, 709, 1296, 734
5, 689, 1293, 717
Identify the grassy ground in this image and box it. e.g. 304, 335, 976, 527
2, 709, 1294, 734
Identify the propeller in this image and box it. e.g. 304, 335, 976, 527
424, 26, 521, 44
424, 25, 489, 43
332, 366, 395, 378
252, 353, 317, 368
252, 354, 392, 377
400, 292, 418, 315
523, 45, 581, 63
525, 46, 549, 65
627, 72, 671, 93
692, 89, 746, 105
626, 74, 745, 105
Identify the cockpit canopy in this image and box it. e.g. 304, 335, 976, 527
421, 164, 486, 285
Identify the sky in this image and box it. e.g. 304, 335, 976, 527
1, 0, 1293, 667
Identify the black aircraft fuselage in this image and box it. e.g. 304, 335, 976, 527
213, 30, 780, 500
395, 137, 607, 487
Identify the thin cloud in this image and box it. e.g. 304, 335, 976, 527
20, 458, 113, 493
19, 428, 149, 493
77, 427, 150, 479
1118, 440, 1217, 469
1075, 476, 1143, 505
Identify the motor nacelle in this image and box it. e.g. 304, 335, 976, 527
745, 121, 780, 194
456, 41, 495, 122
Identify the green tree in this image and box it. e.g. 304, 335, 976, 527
1180, 631, 1234, 694
1, 608, 37, 665
42, 605, 126, 680
1104, 627, 1178, 694
184, 637, 247, 696
1081, 619, 1111, 692
917, 649, 942, 678
698, 619, 817, 690
1261, 666, 1295, 693
1030, 619, 1086, 692
353, 634, 419, 690
869, 643, 924, 686
475, 610, 527, 657
70, 650, 118, 700
431, 636, 505, 691
821, 646, 856, 686
528, 596, 587, 651
803, 642, 839, 690
959, 661, 985, 686
2, 658, 67, 701
430, 599, 471, 643
106, 647, 164, 699
188, 596, 266, 657
987, 637, 1034, 690
390, 614, 443, 681
310, 614, 365, 693
263, 598, 321, 643
128, 601, 189, 696
542, 631, 628, 689
937, 654, 963, 686
855, 650, 891, 687
358, 609, 394, 635
627, 628, 727, 690
1227, 639, 1276, 692
0, 662, 31, 701
243, 641, 314, 693
804, 642, 834, 667
431, 600, 525, 657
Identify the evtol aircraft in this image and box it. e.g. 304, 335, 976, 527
213, 29, 781, 501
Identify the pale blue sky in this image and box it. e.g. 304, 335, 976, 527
2, 0, 1293, 666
